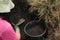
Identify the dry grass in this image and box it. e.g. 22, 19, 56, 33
27, 0, 60, 40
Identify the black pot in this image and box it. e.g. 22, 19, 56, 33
24, 20, 47, 40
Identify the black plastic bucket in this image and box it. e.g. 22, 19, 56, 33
24, 20, 47, 40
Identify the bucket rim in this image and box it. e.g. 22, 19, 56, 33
24, 20, 47, 37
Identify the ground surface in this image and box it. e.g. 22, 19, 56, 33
4, 0, 60, 40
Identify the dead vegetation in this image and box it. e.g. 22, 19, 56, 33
27, 0, 60, 40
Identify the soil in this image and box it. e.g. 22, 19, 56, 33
26, 25, 44, 36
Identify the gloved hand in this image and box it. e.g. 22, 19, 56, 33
14, 25, 21, 40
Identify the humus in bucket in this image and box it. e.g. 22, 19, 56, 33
24, 20, 47, 38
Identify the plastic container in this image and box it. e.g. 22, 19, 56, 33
24, 20, 47, 40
